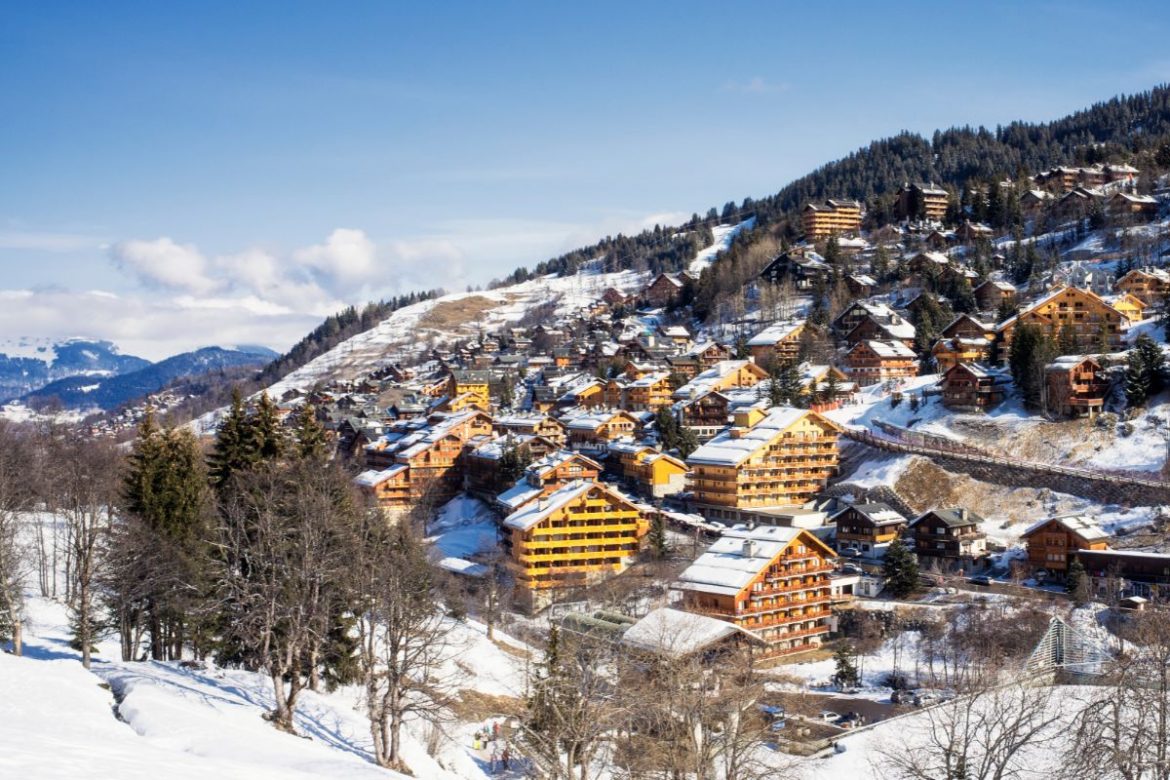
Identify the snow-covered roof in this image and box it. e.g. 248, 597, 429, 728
676, 526, 808, 596
673, 360, 759, 399
620, 607, 761, 656
852, 340, 916, 359
832, 503, 907, 527
354, 464, 407, 487
436, 557, 489, 578
1023, 514, 1109, 542
686, 406, 828, 467
746, 321, 804, 347
502, 480, 630, 532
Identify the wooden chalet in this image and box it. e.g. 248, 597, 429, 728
843, 340, 917, 387
895, 182, 949, 222
608, 441, 689, 498
908, 508, 987, 561
746, 321, 806, 366
1115, 267, 1170, 307
843, 312, 915, 349
801, 199, 862, 239
676, 526, 841, 657
502, 480, 648, 612
642, 272, 694, 308
1044, 356, 1109, 419
1107, 191, 1158, 220
939, 363, 1010, 412
831, 503, 908, 555
495, 449, 604, 513
1022, 514, 1110, 575
564, 409, 643, 456
973, 279, 1017, 311
494, 413, 567, 445
997, 286, 1128, 360
758, 247, 832, 290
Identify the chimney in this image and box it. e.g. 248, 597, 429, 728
742, 539, 756, 558
959, 508, 968, 522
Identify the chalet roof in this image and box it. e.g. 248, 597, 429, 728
832, 502, 908, 527
628, 371, 671, 388
850, 340, 916, 359
686, 406, 837, 467
910, 507, 984, 529
849, 274, 878, 287
1022, 514, 1109, 542
1111, 192, 1158, 205
746, 320, 804, 347
659, 325, 691, 338
676, 525, 831, 597
502, 480, 632, 532
354, 464, 408, 487
673, 359, 763, 399
974, 278, 1017, 292
452, 369, 493, 383
620, 607, 762, 657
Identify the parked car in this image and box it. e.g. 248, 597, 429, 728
841, 563, 863, 575
968, 575, 993, 587
819, 710, 839, 722
840, 547, 861, 558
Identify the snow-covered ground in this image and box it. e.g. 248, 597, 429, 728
688, 218, 755, 274
5, 557, 530, 779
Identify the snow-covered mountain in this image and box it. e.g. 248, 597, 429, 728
21, 345, 278, 413
0, 338, 151, 403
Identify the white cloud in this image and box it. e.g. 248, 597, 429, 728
110, 237, 221, 295
293, 228, 378, 291
6, 210, 689, 359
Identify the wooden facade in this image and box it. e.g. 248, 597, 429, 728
1044, 356, 1109, 418
686, 407, 840, 517
843, 340, 918, 387
677, 526, 840, 656
802, 199, 862, 239
997, 286, 1127, 359
1023, 515, 1109, 574
502, 481, 647, 611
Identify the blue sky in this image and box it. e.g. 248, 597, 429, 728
2, 1, 1169, 358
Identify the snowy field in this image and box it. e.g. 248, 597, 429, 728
4, 582, 530, 779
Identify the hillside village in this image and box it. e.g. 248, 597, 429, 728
12, 89, 1170, 779
75, 152, 1164, 771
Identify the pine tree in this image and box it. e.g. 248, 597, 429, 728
882, 539, 919, 599
293, 402, 328, 461
122, 412, 212, 660
1009, 323, 1055, 410
832, 645, 860, 688
1126, 350, 1151, 408
647, 513, 668, 560
208, 388, 256, 488
822, 371, 842, 405
1066, 558, 1090, 607
250, 392, 285, 463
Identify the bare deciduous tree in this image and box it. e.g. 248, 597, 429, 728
880, 681, 1061, 780
355, 520, 455, 773
58, 436, 119, 668
1066, 607, 1170, 780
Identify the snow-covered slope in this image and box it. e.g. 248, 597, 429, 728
0, 338, 151, 403
689, 217, 755, 273
6, 588, 529, 779
259, 267, 647, 401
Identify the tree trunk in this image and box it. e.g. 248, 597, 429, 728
12, 618, 21, 657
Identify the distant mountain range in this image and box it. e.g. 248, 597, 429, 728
0, 338, 152, 402
0, 339, 278, 413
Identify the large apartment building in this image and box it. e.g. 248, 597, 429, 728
501, 480, 647, 611
895, 182, 949, 222
676, 525, 840, 656
686, 406, 840, 521
801, 199, 862, 239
